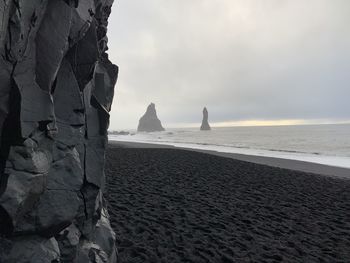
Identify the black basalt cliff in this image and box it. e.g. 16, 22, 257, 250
0, 1, 118, 262
200, 107, 211, 131
137, 103, 165, 132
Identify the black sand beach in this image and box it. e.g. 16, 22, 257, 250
105, 143, 350, 262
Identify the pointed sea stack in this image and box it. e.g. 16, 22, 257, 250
200, 107, 211, 130
138, 103, 165, 132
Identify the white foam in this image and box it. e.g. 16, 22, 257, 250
109, 134, 350, 169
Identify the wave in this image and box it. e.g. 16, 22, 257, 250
144, 139, 324, 157
264, 148, 322, 156
108, 127, 350, 169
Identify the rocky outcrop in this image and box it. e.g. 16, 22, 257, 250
137, 103, 165, 132
200, 107, 211, 131
0, 1, 118, 262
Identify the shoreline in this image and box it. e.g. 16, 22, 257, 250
109, 140, 350, 179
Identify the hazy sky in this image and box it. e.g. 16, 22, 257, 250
107, 0, 350, 130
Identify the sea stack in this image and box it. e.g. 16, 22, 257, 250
138, 103, 165, 132
200, 107, 211, 130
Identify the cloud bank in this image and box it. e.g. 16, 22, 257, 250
107, 0, 350, 129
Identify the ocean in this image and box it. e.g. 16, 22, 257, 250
109, 124, 350, 169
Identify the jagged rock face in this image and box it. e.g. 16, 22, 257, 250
200, 107, 211, 131
137, 103, 165, 132
0, 1, 118, 262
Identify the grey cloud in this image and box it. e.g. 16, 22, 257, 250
107, 0, 350, 129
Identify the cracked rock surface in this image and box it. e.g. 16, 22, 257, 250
0, 1, 118, 262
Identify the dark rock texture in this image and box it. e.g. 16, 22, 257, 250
200, 107, 211, 130
137, 103, 165, 132
0, 1, 118, 262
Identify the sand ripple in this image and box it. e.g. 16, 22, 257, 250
105, 147, 350, 262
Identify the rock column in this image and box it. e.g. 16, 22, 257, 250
200, 107, 211, 130
137, 103, 165, 132
0, 1, 118, 262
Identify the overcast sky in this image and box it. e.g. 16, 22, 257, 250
107, 0, 350, 130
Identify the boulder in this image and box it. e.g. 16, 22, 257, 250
0, 236, 60, 263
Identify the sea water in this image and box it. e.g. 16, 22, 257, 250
109, 124, 350, 169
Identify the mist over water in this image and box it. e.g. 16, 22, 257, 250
109, 124, 350, 168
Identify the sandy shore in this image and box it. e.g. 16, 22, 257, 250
105, 143, 350, 262
112, 141, 350, 179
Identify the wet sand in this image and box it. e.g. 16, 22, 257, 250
113, 141, 350, 179
105, 143, 350, 262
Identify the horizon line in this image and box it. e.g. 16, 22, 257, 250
109, 119, 350, 131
